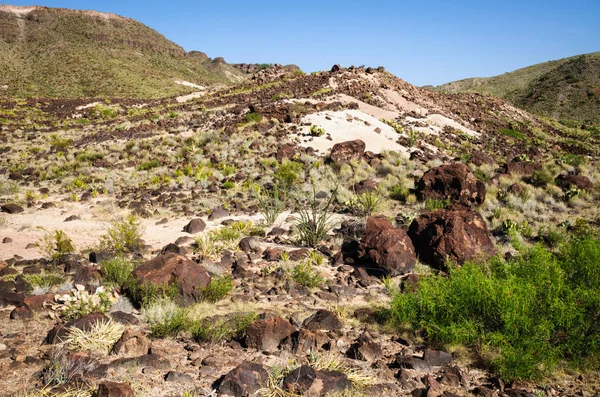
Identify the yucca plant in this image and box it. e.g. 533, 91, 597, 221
294, 186, 337, 248
254, 184, 285, 225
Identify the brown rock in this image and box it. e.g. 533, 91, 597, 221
499, 161, 541, 176
96, 381, 134, 397
183, 218, 206, 234
218, 360, 269, 396
347, 332, 383, 362
360, 216, 416, 275
416, 163, 486, 206
555, 174, 594, 191
352, 179, 379, 194
131, 253, 211, 305
408, 209, 495, 269
111, 328, 151, 356
246, 315, 296, 351
277, 143, 296, 161
329, 140, 365, 164
283, 365, 351, 396
302, 309, 342, 331
0, 203, 24, 214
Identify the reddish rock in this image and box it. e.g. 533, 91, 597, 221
23, 293, 55, 311
555, 174, 594, 191
499, 161, 541, 176
246, 315, 296, 351
96, 381, 134, 397
218, 360, 269, 396
276, 143, 296, 161
111, 328, 151, 356
329, 140, 365, 164
302, 309, 342, 332
183, 218, 206, 234
352, 179, 379, 194
408, 209, 495, 269
360, 216, 416, 276
416, 163, 486, 206
347, 332, 383, 362
283, 365, 351, 396
131, 253, 211, 305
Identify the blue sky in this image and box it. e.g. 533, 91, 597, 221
8, 0, 600, 86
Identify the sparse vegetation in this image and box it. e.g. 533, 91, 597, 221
37, 230, 76, 262
99, 216, 143, 254
100, 257, 135, 289
196, 276, 233, 303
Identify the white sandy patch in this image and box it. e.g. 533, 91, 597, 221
297, 109, 409, 155
75, 102, 102, 111
415, 114, 480, 138
175, 80, 204, 90
381, 89, 428, 116
0, 200, 262, 261
0, 5, 36, 15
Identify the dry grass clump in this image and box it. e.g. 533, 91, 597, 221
60, 320, 124, 355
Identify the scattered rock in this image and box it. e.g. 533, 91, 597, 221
183, 218, 206, 234
46, 312, 110, 344
416, 163, 486, 206
302, 309, 343, 332
0, 204, 24, 214
131, 252, 211, 305
329, 139, 365, 164
556, 174, 593, 191
408, 209, 495, 269
361, 216, 416, 276
218, 360, 269, 396
164, 371, 194, 383
246, 315, 296, 351
96, 381, 135, 397
112, 328, 151, 356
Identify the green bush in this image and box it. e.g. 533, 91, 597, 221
275, 160, 303, 188
309, 125, 325, 137
424, 198, 451, 211
253, 184, 285, 225
23, 273, 66, 290
37, 230, 75, 262
137, 159, 161, 171
389, 184, 409, 201
294, 188, 336, 247
99, 215, 143, 254
143, 298, 188, 338
499, 128, 525, 140
389, 236, 600, 381
245, 112, 262, 123
126, 279, 179, 308
197, 276, 233, 303
292, 261, 324, 288
101, 257, 135, 288
191, 312, 257, 343
346, 191, 386, 217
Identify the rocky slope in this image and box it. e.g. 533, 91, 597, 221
435, 52, 600, 125
0, 5, 245, 99
0, 64, 598, 397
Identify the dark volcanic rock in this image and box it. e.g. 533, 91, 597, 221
96, 381, 134, 397
555, 174, 594, 191
131, 253, 211, 305
408, 209, 495, 269
283, 365, 351, 396
302, 309, 343, 332
246, 315, 296, 351
183, 218, 206, 234
329, 140, 365, 164
218, 360, 269, 396
0, 203, 24, 214
360, 216, 416, 276
416, 163, 486, 206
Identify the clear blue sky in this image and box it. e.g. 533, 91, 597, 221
8, 0, 600, 86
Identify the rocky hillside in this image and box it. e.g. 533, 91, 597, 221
0, 5, 245, 98
0, 64, 598, 397
435, 52, 600, 125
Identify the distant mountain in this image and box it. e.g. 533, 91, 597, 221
435, 52, 600, 125
0, 5, 245, 98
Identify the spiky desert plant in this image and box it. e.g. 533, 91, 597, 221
61, 320, 124, 355
254, 184, 285, 225
294, 186, 337, 248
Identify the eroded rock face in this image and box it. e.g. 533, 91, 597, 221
360, 216, 416, 276
246, 315, 296, 351
218, 360, 269, 396
131, 253, 211, 305
408, 209, 495, 269
416, 163, 486, 206
329, 139, 365, 164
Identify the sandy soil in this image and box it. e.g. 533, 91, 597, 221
297, 109, 409, 155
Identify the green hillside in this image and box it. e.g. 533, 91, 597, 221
0, 5, 244, 98
436, 52, 600, 125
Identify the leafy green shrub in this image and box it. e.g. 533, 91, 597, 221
309, 125, 325, 137
245, 112, 262, 123
292, 261, 324, 288
23, 273, 66, 290
101, 257, 135, 288
424, 198, 451, 211
37, 230, 75, 262
389, 184, 409, 201
275, 160, 303, 188
407, 129, 420, 147
126, 279, 179, 308
99, 216, 143, 254
530, 169, 554, 187
191, 312, 257, 343
390, 236, 600, 381
49, 134, 73, 152
197, 276, 233, 303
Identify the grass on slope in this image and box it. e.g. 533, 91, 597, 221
0, 7, 242, 98
390, 235, 600, 381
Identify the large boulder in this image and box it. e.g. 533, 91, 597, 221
246, 315, 296, 351
218, 360, 269, 396
283, 365, 351, 396
131, 253, 211, 305
360, 216, 416, 276
408, 209, 495, 269
329, 140, 365, 164
416, 163, 486, 206
183, 218, 206, 234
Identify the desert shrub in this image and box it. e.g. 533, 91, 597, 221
309, 125, 325, 137
275, 160, 303, 188
197, 276, 233, 303
99, 215, 143, 254
54, 285, 117, 320
100, 257, 135, 288
137, 159, 161, 171
294, 188, 336, 247
292, 260, 324, 288
42, 350, 98, 386
530, 169, 554, 187
49, 134, 73, 152
390, 236, 600, 381
61, 320, 124, 355
143, 297, 189, 338
245, 112, 262, 123
499, 128, 525, 140
191, 312, 257, 343
126, 279, 179, 308
37, 230, 75, 262
389, 184, 409, 201
424, 198, 451, 211
253, 184, 285, 225
346, 190, 386, 217
23, 273, 66, 291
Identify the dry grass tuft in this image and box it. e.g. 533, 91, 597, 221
60, 320, 124, 355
